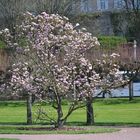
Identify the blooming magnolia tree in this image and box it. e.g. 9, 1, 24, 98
0, 12, 128, 127
0, 12, 100, 127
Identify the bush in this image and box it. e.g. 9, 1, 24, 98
98, 36, 127, 49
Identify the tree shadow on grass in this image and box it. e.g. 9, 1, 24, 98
94, 122, 140, 127
95, 98, 140, 105
0, 121, 140, 127
0, 122, 26, 125
66, 121, 140, 127
0, 101, 26, 107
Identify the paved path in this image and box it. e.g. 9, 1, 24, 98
0, 127, 140, 140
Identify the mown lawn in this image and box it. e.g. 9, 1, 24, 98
94, 98, 140, 126
0, 101, 26, 124
0, 98, 140, 126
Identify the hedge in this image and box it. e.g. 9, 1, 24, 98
98, 36, 127, 49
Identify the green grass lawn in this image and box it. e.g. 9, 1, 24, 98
67, 98, 140, 126
0, 98, 140, 134
0, 101, 26, 124
0, 98, 140, 126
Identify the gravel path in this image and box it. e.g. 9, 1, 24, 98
0, 127, 140, 140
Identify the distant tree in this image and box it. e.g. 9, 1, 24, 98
123, 0, 140, 43
85, 53, 129, 125
0, 0, 79, 31
0, 0, 32, 30
111, 0, 140, 43
35, 0, 79, 17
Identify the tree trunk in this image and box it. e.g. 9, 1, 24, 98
86, 97, 94, 125
102, 92, 105, 98
27, 94, 32, 125
56, 97, 63, 128
129, 81, 133, 101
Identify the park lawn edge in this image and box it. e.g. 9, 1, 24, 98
0, 125, 119, 134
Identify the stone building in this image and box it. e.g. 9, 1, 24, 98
72, 0, 128, 35
79, 0, 125, 13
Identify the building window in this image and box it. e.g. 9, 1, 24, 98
81, 0, 89, 12
97, 0, 108, 10
114, 0, 124, 9
100, 0, 106, 9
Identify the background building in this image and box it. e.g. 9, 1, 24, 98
80, 0, 125, 13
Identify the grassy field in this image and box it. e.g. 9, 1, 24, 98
0, 98, 140, 126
